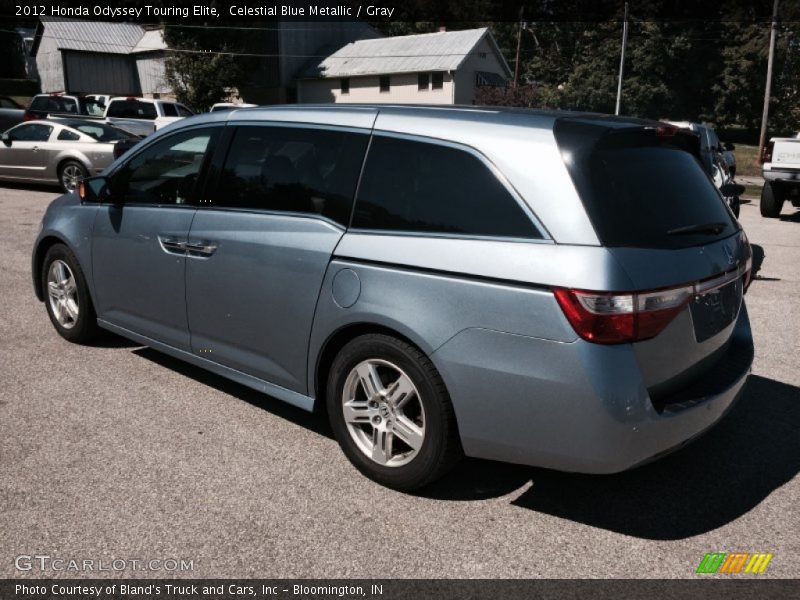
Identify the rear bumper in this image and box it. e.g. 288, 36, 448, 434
763, 167, 800, 183
432, 304, 753, 473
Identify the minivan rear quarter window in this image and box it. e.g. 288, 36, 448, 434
555, 120, 736, 249
352, 136, 541, 239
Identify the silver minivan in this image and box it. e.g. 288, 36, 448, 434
32, 106, 754, 490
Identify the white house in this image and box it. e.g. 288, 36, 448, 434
297, 27, 511, 105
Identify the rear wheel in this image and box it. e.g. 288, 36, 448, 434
42, 243, 100, 343
326, 334, 462, 490
58, 160, 88, 194
760, 182, 784, 218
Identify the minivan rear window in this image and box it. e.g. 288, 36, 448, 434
554, 120, 736, 249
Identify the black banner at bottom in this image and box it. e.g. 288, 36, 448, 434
2, 579, 799, 600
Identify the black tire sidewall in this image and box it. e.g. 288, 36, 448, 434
760, 182, 783, 218
326, 335, 456, 490
59, 161, 88, 194
42, 243, 97, 343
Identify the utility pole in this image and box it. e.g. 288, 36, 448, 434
759, 0, 780, 159
615, 2, 629, 116
513, 8, 524, 87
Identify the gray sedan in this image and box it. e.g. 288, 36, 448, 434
0, 119, 139, 193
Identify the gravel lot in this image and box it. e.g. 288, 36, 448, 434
1, 187, 798, 579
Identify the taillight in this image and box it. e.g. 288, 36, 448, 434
22, 111, 35, 121
761, 141, 775, 163
554, 286, 693, 344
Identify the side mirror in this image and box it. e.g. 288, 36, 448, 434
78, 176, 113, 203
724, 142, 735, 151
1, 132, 11, 146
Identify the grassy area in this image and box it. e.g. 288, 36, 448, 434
742, 184, 762, 199
735, 144, 762, 177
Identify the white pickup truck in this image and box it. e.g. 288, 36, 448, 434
104, 97, 194, 137
761, 133, 800, 217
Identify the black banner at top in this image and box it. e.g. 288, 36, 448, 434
1, 0, 797, 24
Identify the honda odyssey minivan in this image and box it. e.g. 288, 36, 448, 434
32, 105, 753, 490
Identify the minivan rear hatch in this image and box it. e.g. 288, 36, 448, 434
554, 117, 752, 408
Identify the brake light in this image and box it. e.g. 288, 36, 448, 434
554, 286, 693, 344
761, 141, 775, 163
22, 111, 35, 121
655, 125, 677, 137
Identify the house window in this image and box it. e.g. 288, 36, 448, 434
432, 72, 444, 90
340, 78, 350, 95
418, 73, 430, 91
379, 75, 390, 93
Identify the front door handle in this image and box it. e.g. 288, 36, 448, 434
158, 235, 186, 255
185, 240, 218, 257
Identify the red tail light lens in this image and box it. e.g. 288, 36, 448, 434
554, 286, 693, 344
22, 111, 35, 121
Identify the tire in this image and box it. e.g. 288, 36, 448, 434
326, 334, 462, 491
58, 160, 88, 194
760, 182, 784, 218
728, 195, 740, 218
41, 243, 100, 344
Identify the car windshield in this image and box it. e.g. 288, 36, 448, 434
73, 122, 135, 142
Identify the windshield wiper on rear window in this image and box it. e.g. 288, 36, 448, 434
667, 222, 727, 236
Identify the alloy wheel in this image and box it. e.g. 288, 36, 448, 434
61, 164, 84, 192
47, 259, 79, 329
341, 359, 426, 467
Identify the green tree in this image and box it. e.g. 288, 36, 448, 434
162, 27, 241, 112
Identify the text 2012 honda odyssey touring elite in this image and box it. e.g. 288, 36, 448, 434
33, 106, 753, 490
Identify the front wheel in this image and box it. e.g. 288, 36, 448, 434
760, 182, 784, 218
327, 334, 462, 490
42, 243, 100, 343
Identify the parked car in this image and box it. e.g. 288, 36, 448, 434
104, 97, 194, 136
0, 119, 140, 192
0, 96, 25, 132
32, 106, 753, 490
24, 93, 106, 121
760, 135, 800, 217
667, 121, 736, 175
667, 121, 742, 216
210, 102, 258, 112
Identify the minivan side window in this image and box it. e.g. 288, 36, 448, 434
352, 136, 542, 239
109, 128, 217, 205
210, 125, 368, 226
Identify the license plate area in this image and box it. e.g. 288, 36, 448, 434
690, 278, 743, 343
